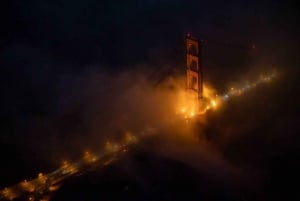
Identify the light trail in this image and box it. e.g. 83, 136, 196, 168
0, 133, 138, 201
0, 71, 277, 201
177, 71, 277, 119
219, 71, 277, 102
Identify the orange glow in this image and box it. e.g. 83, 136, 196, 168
176, 83, 219, 118
189, 111, 195, 117
0, 71, 278, 201
62, 160, 69, 168
211, 100, 217, 108
21, 180, 35, 192
176, 71, 277, 119
124, 131, 138, 144
83, 151, 98, 163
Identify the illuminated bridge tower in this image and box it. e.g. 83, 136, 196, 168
186, 33, 203, 99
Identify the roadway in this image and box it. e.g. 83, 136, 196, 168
0, 134, 137, 201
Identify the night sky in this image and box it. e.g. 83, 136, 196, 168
1, 0, 300, 200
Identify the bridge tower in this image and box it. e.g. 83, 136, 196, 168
186, 33, 203, 99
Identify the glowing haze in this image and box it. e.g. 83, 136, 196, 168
176, 70, 277, 120
0, 67, 279, 200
